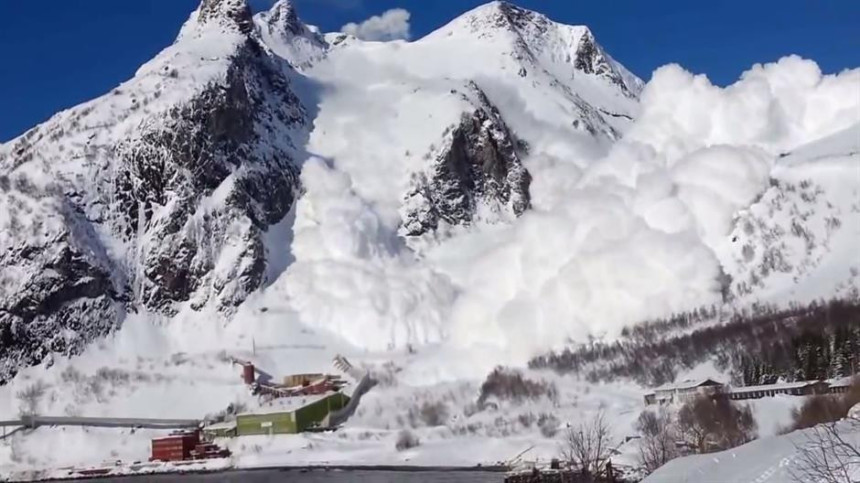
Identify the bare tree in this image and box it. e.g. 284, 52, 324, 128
636, 408, 681, 472
790, 418, 860, 483
560, 409, 613, 477
16, 381, 48, 417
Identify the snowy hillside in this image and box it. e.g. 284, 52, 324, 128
0, 0, 859, 477
643, 418, 860, 483
0, 0, 309, 382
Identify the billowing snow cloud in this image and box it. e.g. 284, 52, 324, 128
341, 8, 411, 41
274, 55, 860, 369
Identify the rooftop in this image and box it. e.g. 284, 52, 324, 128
728, 380, 824, 393
237, 391, 341, 416
203, 420, 236, 431
653, 378, 723, 392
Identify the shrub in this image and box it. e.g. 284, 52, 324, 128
636, 409, 681, 472
560, 410, 613, 476
17, 381, 49, 417
788, 378, 860, 431
677, 395, 756, 453
478, 367, 558, 407
538, 413, 560, 438
418, 401, 448, 427
395, 430, 420, 451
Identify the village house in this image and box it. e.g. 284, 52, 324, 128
644, 378, 724, 405
827, 376, 856, 395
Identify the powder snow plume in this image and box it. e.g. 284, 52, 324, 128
271, 55, 860, 368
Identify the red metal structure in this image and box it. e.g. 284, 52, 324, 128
151, 430, 230, 462
191, 443, 232, 460
242, 363, 256, 385
150, 431, 200, 462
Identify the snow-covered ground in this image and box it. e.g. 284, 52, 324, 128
1, 0, 859, 479
643, 418, 860, 483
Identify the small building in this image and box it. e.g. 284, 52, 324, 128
727, 380, 830, 400
283, 373, 326, 387
644, 378, 724, 405
151, 430, 200, 462
236, 391, 349, 436
202, 421, 237, 440
827, 377, 856, 395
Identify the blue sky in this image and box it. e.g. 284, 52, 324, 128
0, 0, 857, 142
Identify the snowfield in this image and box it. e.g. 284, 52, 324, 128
643, 418, 860, 483
1, 0, 859, 479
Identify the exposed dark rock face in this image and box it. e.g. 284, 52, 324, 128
573, 30, 628, 92
401, 85, 531, 237
0, 192, 125, 383
0, 0, 307, 382
262, 0, 303, 36
115, 39, 303, 312
254, 0, 328, 69
197, 0, 254, 34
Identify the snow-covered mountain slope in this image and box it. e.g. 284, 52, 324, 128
2, 0, 860, 382
0, 0, 309, 382
262, 0, 650, 353
275, 32, 859, 359
723, 124, 860, 303
1, 0, 860, 475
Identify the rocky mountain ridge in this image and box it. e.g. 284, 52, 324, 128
0, 0, 309, 382
7, 0, 815, 380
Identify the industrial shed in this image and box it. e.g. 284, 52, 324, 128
236, 391, 349, 436
202, 421, 237, 439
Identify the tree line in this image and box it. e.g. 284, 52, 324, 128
529, 297, 860, 387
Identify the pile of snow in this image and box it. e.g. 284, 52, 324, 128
850, 402, 860, 420
273, 37, 860, 364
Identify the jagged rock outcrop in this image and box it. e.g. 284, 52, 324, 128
401, 84, 531, 237
0, 184, 125, 383
0, 0, 307, 382
573, 29, 629, 91
254, 0, 329, 69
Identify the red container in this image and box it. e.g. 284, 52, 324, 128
150, 431, 201, 462
243, 364, 255, 385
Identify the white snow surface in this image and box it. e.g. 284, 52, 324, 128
643, 419, 860, 483
1, 0, 860, 476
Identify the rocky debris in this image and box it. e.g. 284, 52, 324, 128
401, 84, 531, 237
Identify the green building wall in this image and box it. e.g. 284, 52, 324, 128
237, 411, 297, 435
295, 392, 349, 431
235, 393, 350, 436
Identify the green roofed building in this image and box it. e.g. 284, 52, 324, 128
236, 391, 349, 436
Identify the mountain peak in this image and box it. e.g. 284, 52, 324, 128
260, 0, 304, 36
254, 0, 328, 69
449, 1, 551, 37
190, 0, 254, 35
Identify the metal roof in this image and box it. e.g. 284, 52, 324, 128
653, 378, 723, 392
237, 391, 339, 416
728, 380, 824, 394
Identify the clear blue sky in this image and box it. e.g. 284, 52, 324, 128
0, 0, 857, 142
